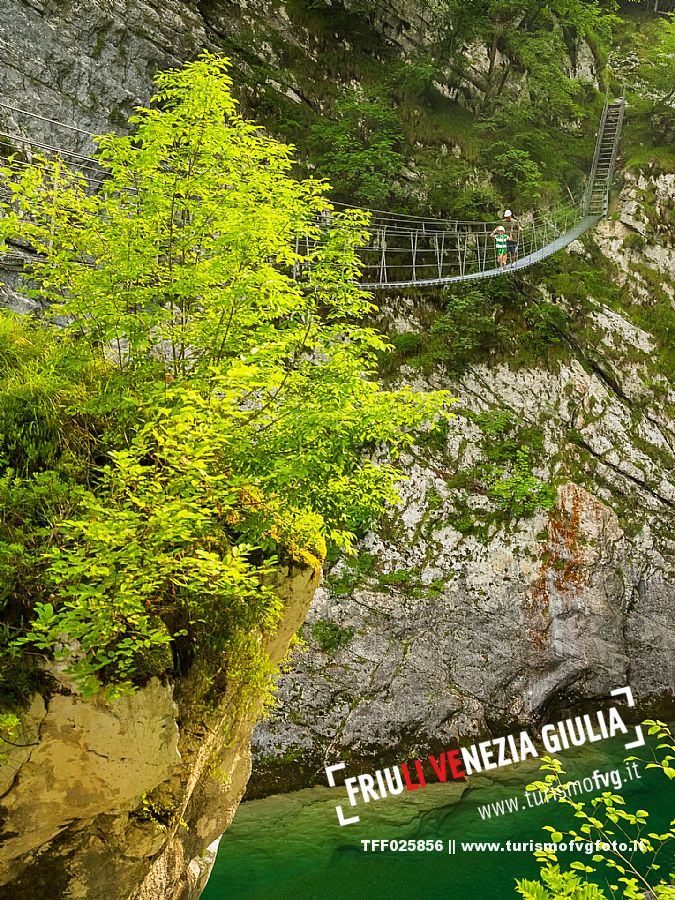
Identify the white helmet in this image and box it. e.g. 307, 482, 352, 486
503, 209, 513, 218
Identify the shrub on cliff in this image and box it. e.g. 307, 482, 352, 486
0, 53, 451, 700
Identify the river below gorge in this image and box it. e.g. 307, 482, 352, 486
203, 731, 674, 899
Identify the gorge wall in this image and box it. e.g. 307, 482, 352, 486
251, 171, 675, 790
0, 0, 597, 158
0, 0, 438, 141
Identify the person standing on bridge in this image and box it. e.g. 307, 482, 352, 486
503, 209, 520, 264
490, 225, 510, 269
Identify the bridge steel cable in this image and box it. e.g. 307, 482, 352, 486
0, 92, 625, 290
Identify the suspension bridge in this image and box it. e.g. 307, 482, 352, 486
323, 91, 625, 289
0, 91, 625, 290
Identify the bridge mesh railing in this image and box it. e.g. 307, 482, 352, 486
290, 200, 589, 289
361, 203, 585, 287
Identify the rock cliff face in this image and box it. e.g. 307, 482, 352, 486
1, 0, 204, 141
250, 174, 675, 790
0, 564, 319, 900
0, 0, 596, 152
0, 0, 435, 147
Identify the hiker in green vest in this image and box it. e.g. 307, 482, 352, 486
490, 224, 510, 269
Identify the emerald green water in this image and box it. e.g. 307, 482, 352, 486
203, 736, 674, 900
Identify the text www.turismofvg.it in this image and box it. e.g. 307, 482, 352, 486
475, 761, 641, 821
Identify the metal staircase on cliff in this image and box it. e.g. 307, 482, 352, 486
0, 91, 625, 290
584, 95, 625, 216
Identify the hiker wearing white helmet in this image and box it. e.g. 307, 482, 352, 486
489, 224, 510, 269
503, 209, 520, 263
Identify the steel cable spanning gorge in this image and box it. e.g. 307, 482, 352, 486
0, 92, 624, 290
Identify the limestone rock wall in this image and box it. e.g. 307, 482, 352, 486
0, 564, 320, 900
249, 177, 675, 790
0, 0, 430, 149
0, 0, 597, 154
0, 0, 205, 144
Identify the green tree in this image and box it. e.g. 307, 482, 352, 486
434, 0, 617, 204
638, 14, 675, 129
0, 53, 451, 699
493, 147, 544, 199
442, 0, 615, 119
517, 865, 608, 899
305, 87, 405, 206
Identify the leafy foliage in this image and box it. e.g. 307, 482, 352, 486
441, 0, 614, 117
429, 287, 509, 370
309, 619, 355, 654
463, 409, 554, 520
0, 316, 105, 477
248, 0, 618, 217
0, 712, 20, 758
637, 14, 675, 113
305, 87, 405, 206
516, 864, 608, 899
487, 448, 557, 515
0, 53, 450, 699
492, 148, 545, 201
519, 723, 675, 900
432, 406, 555, 543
